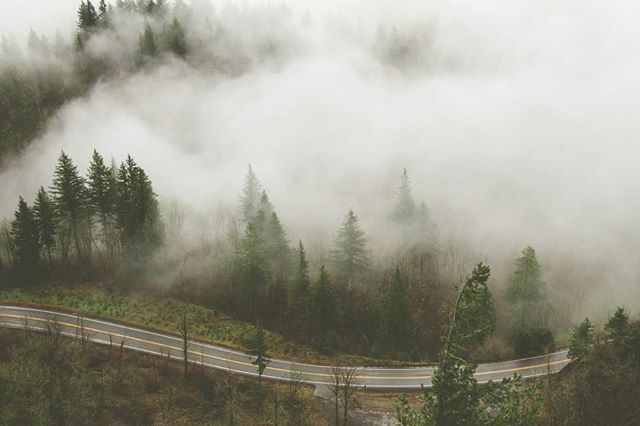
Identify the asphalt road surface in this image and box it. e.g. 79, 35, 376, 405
0, 305, 570, 390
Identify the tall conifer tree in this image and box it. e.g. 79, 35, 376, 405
33, 187, 56, 264
51, 151, 89, 259
331, 209, 368, 286
391, 168, 416, 225
307, 266, 342, 347
505, 246, 547, 330
238, 165, 262, 223
11, 197, 41, 268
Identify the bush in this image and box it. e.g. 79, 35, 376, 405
513, 328, 555, 357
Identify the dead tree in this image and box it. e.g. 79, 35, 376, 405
330, 364, 361, 426
176, 306, 192, 379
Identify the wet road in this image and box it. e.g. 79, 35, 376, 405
0, 305, 570, 390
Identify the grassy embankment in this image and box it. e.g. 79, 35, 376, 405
0, 283, 420, 367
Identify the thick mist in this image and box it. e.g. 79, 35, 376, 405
2, 0, 640, 322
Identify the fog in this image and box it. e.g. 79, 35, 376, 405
2, 0, 640, 320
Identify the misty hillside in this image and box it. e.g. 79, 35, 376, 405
1, 1, 640, 425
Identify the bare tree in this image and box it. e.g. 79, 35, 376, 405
330, 364, 361, 426
176, 305, 192, 379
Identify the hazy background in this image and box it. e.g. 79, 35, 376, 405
2, 0, 640, 320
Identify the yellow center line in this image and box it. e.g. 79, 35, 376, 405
0, 313, 570, 382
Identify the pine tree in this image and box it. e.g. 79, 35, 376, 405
246, 324, 271, 386
307, 266, 342, 347
568, 318, 594, 360
76, 0, 99, 49
265, 212, 291, 277
289, 241, 310, 332
11, 197, 41, 268
605, 307, 632, 344
233, 221, 268, 319
166, 17, 187, 58
331, 209, 368, 286
33, 187, 56, 264
423, 263, 496, 425
97, 0, 109, 25
505, 246, 547, 330
98, 0, 108, 18
77, 1, 99, 31
391, 168, 416, 225
238, 165, 262, 223
87, 150, 118, 257
136, 23, 157, 66
378, 268, 413, 353
50, 151, 90, 260
116, 155, 162, 252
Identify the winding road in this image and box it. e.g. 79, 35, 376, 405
0, 305, 570, 390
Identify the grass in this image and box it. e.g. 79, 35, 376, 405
0, 282, 413, 367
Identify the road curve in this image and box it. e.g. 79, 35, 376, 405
0, 305, 570, 390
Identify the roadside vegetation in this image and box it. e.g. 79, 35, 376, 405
0, 328, 325, 425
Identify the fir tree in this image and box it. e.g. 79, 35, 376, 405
116, 155, 162, 252
33, 187, 56, 264
331, 209, 368, 286
391, 168, 416, 225
136, 23, 157, 66
568, 318, 594, 361
50, 151, 90, 259
307, 266, 342, 347
505, 246, 547, 330
98, 0, 108, 18
166, 17, 187, 58
605, 307, 632, 345
246, 324, 271, 386
378, 268, 413, 353
422, 263, 496, 425
11, 197, 41, 268
233, 221, 268, 319
265, 212, 291, 278
78, 1, 99, 30
238, 165, 262, 223
87, 150, 118, 257
97, 0, 109, 26
289, 241, 310, 332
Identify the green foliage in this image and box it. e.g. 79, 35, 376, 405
391, 168, 416, 225
331, 209, 368, 285
307, 266, 342, 348
568, 318, 594, 360
378, 268, 413, 353
51, 151, 90, 260
116, 155, 163, 253
136, 23, 158, 67
87, 150, 118, 259
77, 0, 99, 31
166, 17, 188, 58
481, 375, 543, 425
511, 328, 555, 358
396, 263, 540, 425
288, 241, 310, 333
453, 263, 496, 349
505, 246, 547, 332
246, 324, 271, 384
0, 63, 80, 165
546, 308, 640, 424
605, 307, 631, 342
233, 221, 268, 319
10, 197, 41, 269
33, 187, 56, 263
238, 165, 262, 223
